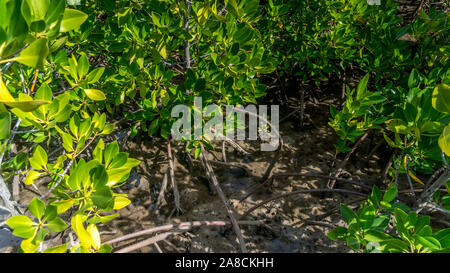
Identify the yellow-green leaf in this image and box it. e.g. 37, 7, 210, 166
0, 100, 51, 112
20, 237, 39, 253
0, 77, 51, 111
71, 214, 92, 250
439, 124, 450, 157
432, 84, 450, 114
87, 224, 101, 250
60, 9, 88, 32
25, 170, 42, 185
84, 89, 106, 101
43, 243, 68, 253
14, 38, 49, 69
0, 75, 15, 102
113, 196, 131, 210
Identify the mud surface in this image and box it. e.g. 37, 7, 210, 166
6, 93, 408, 253
97, 96, 390, 253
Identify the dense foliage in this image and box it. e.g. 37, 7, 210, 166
0, 0, 448, 253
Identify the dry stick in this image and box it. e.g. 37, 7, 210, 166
341, 71, 346, 99
416, 168, 450, 212
115, 231, 180, 253
222, 140, 227, 163
106, 220, 262, 245
424, 167, 444, 191
155, 168, 169, 209
366, 139, 383, 160
381, 153, 394, 184
242, 188, 367, 218
239, 172, 372, 203
154, 242, 163, 253
199, 147, 248, 253
327, 131, 369, 189
299, 83, 305, 127
279, 107, 302, 123
167, 139, 182, 214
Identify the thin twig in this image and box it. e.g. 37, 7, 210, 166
240, 172, 371, 203
200, 147, 247, 253
155, 168, 169, 209
222, 140, 227, 163
242, 188, 367, 218
328, 131, 369, 189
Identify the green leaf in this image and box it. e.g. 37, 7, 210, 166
6, 215, 34, 229
346, 236, 361, 250
340, 203, 358, 225
84, 89, 106, 101
383, 186, 397, 203
60, 8, 88, 32
415, 235, 441, 251
432, 84, 450, 114
14, 38, 49, 69
29, 145, 47, 170
327, 227, 348, 241
225, 0, 241, 18
356, 74, 369, 101
394, 208, 410, 241
91, 186, 113, 209
0, 111, 11, 140
358, 205, 375, 230
47, 217, 68, 232
77, 53, 89, 79
98, 243, 113, 253
364, 230, 393, 242
408, 69, 420, 88
28, 197, 45, 220
434, 228, 450, 248
104, 141, 119, 167
87, 67, 105, 84
6, 215, 36, 238
369, 185, 381, 206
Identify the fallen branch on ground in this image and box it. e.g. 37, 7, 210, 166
106, 220, 264, 245
167, 139, 182, 215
